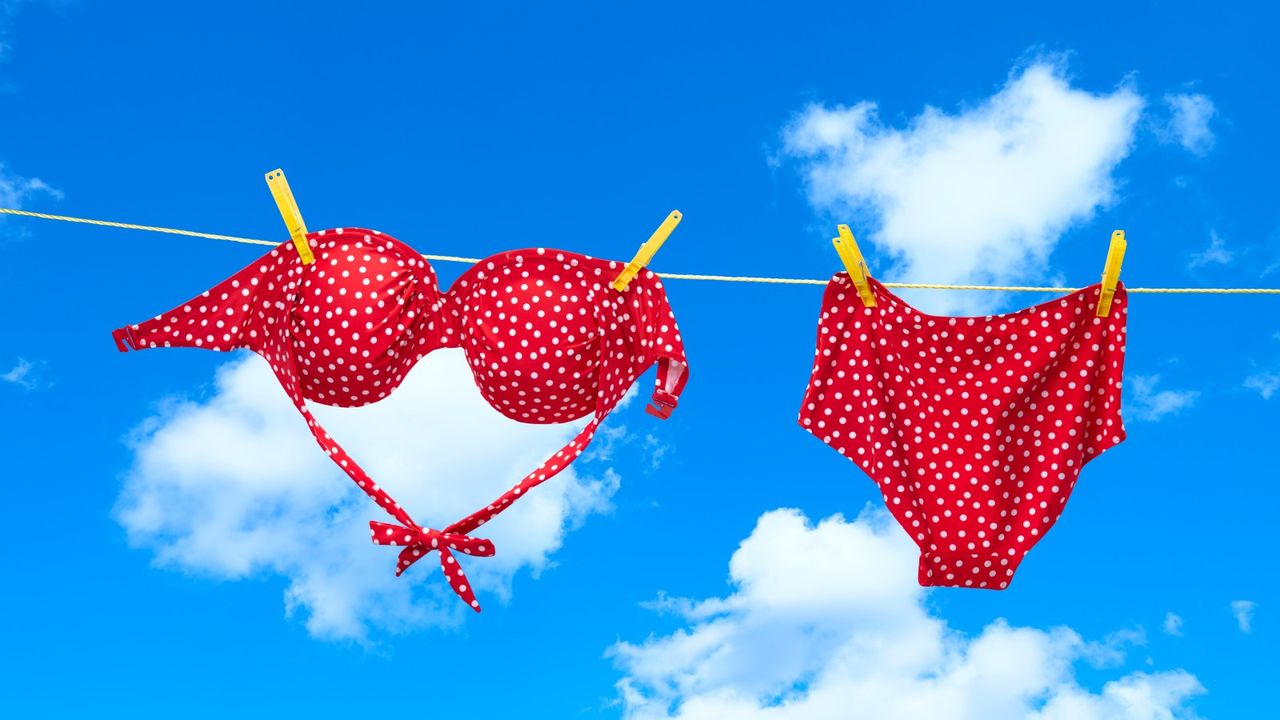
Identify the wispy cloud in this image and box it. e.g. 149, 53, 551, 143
1128, 374, 1199, 422
116, 352, 624, 641
2, 357, 32, 386
581, 396, 670, 473
1244, 371, 1280, 400
1231, 600, 1256, 633
1188, 231, 1232, 269
642, 433, 669, 471
1, 357, 46, 389
1163, 612, 1184, 637
0, 163, 59, 216
1161, 93, 1218, 156
582, 424, 632, 463
611, 507, 1204, 719
782, 59, 1143, 314
1081, 627, 1148, 668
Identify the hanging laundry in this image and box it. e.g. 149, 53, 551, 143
798, 276, 1126, 589
113, 229, 689, 610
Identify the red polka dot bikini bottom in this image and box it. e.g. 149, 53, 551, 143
799, 275, 1127, 588
114, 229, 689, 610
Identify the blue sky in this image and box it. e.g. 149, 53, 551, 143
1, 1, 1276, 717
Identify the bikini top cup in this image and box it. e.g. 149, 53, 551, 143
114, 228, 689, 610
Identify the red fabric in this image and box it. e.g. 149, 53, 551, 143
114, 228, 688, 610
799, 276, 1126, 589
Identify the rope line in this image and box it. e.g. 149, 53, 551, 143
5, 206, 1279, 295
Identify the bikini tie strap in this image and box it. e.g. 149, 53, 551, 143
369, 521, 495, 612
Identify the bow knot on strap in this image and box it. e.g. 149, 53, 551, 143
370, 521, 495, 612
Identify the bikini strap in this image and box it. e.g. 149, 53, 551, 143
646, 356, 688, 419
259, 337, 496, 612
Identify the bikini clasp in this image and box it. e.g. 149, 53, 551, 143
646, 389, 680, 419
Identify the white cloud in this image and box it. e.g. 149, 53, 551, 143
611, 508, 1204, 720
0, 160, 60, 245
1080, 628, 1147, 669
1230, 601, 1255, 634
1, 357, 35, 388
1163, 613, 1184, 637
643, 433, 670, 471
1244, 372, 1280, 400
1127, 375, 1199, 422
116, 350, 625, 641
1162, 93, 1217, 156
1188, 231, 1231, 269
0, 162, 58, 209
783, 61, 1143, 314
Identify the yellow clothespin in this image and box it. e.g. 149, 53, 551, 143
832, 224, 876, 308
1096, 229, 1126, 317
612, 210, 682, 292
265, 168, 315, 265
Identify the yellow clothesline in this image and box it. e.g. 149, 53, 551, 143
4, 206, 1279, 295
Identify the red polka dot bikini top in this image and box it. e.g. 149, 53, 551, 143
113, 228, 689, 610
